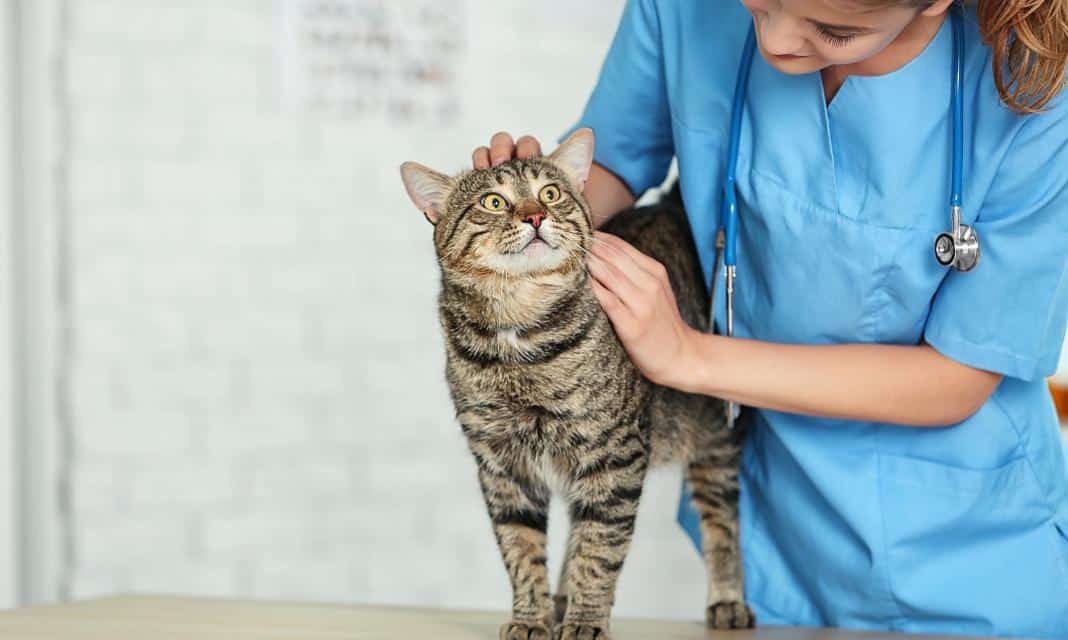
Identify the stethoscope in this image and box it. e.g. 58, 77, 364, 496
711, 2, 978, 429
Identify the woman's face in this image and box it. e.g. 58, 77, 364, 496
739, 0, 951, 74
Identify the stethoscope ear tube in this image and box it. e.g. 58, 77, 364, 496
722, 27, 757, 271
716, 27, 758, 429
709, 229, 742, 428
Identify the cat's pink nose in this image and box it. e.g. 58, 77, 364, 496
524, 211, 546, 229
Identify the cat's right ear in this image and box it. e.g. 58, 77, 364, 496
549, 127, 595, 192
399, 162, 453, 225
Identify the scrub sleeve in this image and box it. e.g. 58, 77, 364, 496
558, 0, 674, 200
923, 102, 1068, 383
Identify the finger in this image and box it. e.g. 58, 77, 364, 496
596, 232, 671, 290
515, 135, 542, 160
472, 146, 491, 169
589, 236, 652, 288
489, 131, 515, 166
587, 251, 646, 312
591, 233, 660, 292
590, 276, 637, 336
595, 231, 665, 277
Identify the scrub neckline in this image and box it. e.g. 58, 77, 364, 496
822, 9, 953, 111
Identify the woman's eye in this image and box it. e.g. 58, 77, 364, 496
539, 184, 561, 204
816, 26, 856, 48
480, 193, 508, 211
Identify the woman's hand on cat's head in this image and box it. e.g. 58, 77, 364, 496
472, 131, 542, 169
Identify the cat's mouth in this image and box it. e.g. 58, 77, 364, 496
481, 225, 577, 275
521, 236, 555, 254
502, 229, 560, 255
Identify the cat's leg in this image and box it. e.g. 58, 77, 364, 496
686, 443, 754, 629
475, 464, 555, 640
552, 523, 571, 625
557, 444, 648, 640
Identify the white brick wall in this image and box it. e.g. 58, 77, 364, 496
59, 0, 709, 620
0, 1, 19, 608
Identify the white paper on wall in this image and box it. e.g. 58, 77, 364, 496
276, 0, 464, 123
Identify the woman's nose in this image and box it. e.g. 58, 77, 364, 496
758, 10, 806, 56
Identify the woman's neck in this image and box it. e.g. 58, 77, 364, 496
822, 10, 949, 105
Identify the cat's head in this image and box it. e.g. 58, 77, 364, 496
399, 128, 595, 278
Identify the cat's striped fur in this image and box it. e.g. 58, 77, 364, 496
401, 130, 751, 640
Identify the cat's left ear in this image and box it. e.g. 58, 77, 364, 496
548, 128, 594, 191
400, 161, 453, 225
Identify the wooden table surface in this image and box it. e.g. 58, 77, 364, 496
0, 594, 987, 639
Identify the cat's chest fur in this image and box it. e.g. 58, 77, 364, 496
440, 274, 651, 475
441, 280, 634, 408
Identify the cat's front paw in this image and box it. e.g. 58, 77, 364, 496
706, 600, 755, 629
554, 622, 609, 640
499, 620, 553, 640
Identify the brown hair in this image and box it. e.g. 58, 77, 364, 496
862, 0, 1068, 114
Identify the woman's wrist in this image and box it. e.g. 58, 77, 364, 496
665, 327, 723, 396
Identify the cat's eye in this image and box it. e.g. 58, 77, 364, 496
539, 184, 562, 204
480, 192, 509, 212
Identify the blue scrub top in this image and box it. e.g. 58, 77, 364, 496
560, 1, 1068, 637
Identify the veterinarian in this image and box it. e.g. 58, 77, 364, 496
471, 0, 1068, 636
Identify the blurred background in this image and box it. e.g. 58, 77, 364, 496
1, 0, 1066, 622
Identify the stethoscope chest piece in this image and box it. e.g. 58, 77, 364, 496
934, 206, 981, 272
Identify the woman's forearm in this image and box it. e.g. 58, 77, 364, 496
676, 331, 1003, 427
585, 162, 637, 229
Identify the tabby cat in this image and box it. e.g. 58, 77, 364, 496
399, 129, 751, 639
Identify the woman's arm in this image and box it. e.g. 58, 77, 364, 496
681, 333, 1003, 427
587, 231, 1004, 428
472, 132, 636, 228
585, 162, 637, 229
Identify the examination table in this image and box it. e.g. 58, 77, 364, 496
0, 594, 992, 639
